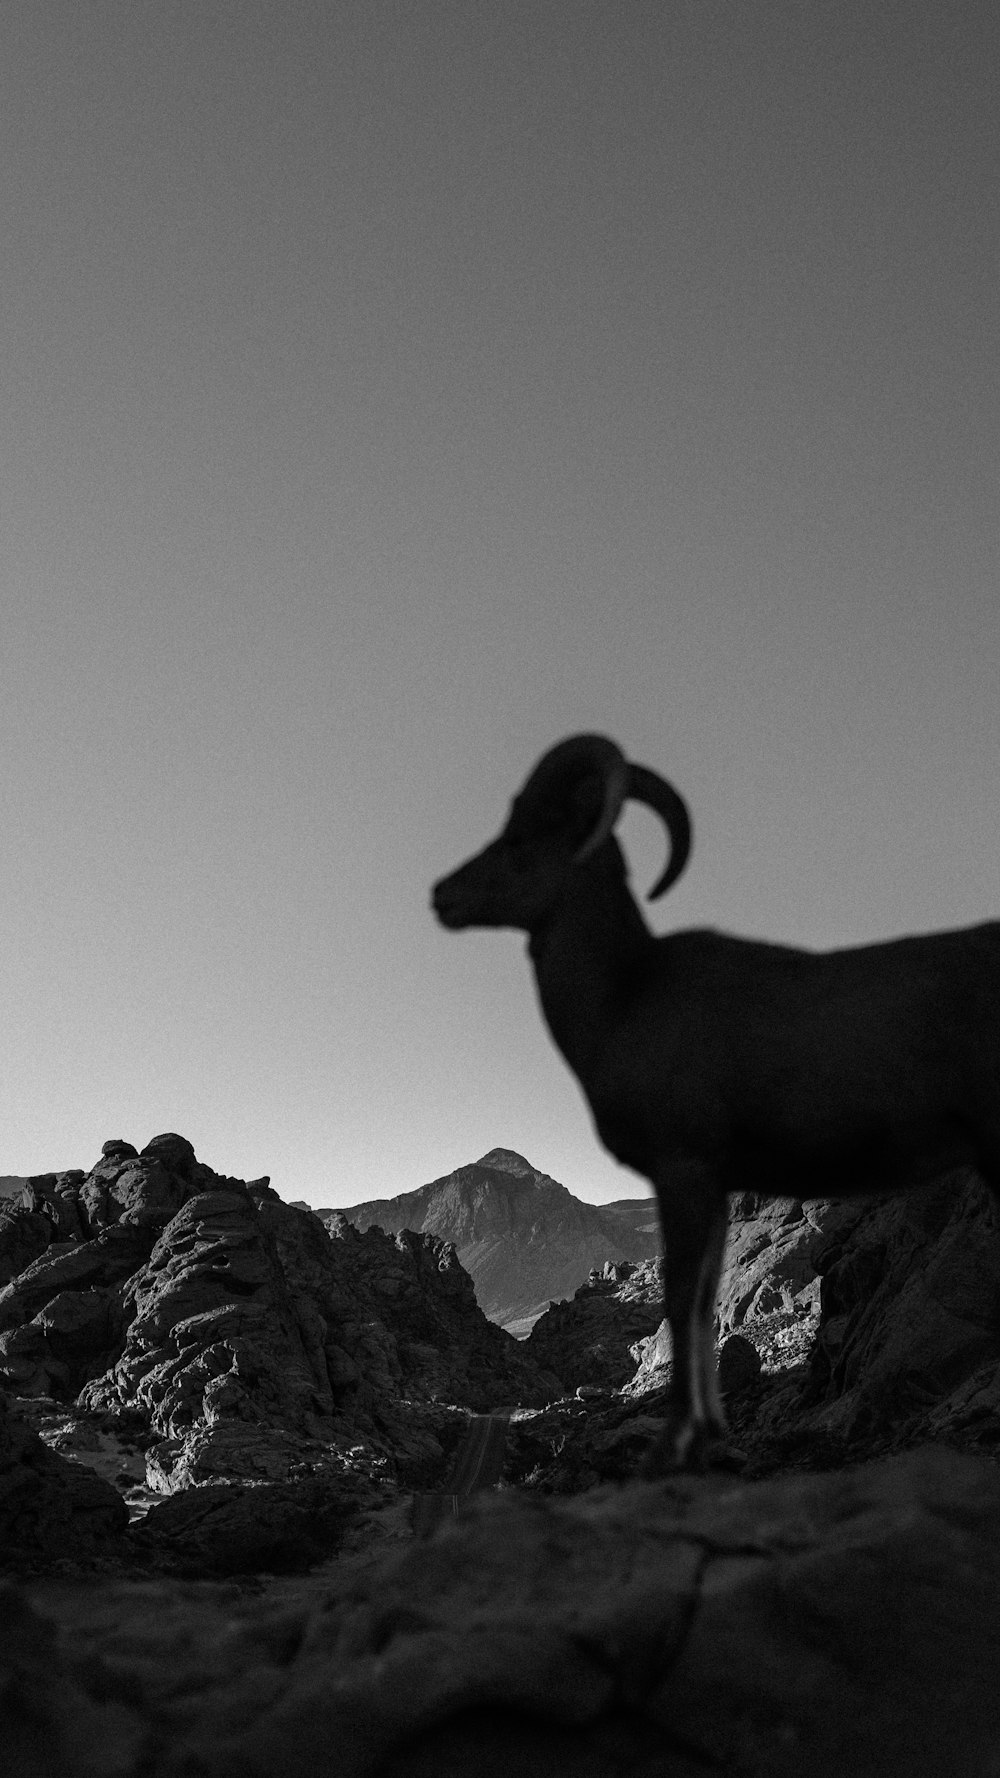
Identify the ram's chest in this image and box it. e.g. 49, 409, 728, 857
587, 1057, 720, 1177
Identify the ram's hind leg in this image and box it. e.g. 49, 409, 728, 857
695, 1201, 730, 1439
642, 1166, 730, 1475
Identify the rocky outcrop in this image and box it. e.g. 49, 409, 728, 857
0, 1136, 554, 1499
4, 1448, 1000, 1776
804, 1172, 1000, 1450
526, 1257, 665, 1391
0, 1386, 127, 1569
130, 1473, 369, 1576
334, 1148, 660, 1331
526, 1192, 832, 1401
517, 1179, 1000, 1481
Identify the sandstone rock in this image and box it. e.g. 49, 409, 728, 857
181, 1449, 1000, 1778
0, 1198, 53, 1287
525, 1195, 840, 1406
0, 1137, 554, 1500
526, 1257, 664, 1391
0, 1387, 127, 1570
131, 1473, 368, 1575
6, 1447, 998, 1777
518, 1179, 1000, 1480
805, 1172, 1000, 1447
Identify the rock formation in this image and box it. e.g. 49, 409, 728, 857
4, 1447, 1000, 1776
3, 1138, 1000, 1774
0, 1385, 127, 1568
510, 1176, 1000, 1488
526, 1256, 665, 1390
805, 1171, 1000, 1451
333, 1148, 660, 1331
0, 1136, 555, 1512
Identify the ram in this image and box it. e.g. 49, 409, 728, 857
432, 733, 1000, 1470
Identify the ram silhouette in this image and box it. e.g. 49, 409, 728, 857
432, 732, 1000, 1470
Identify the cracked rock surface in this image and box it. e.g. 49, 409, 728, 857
5, 1446, 999, 1778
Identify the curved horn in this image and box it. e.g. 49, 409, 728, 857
517, 736, 629, 859
515, 734, 627, 867
626, 764, 692, 899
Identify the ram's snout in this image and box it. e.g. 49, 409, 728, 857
432, 843, 506, 929
431, 870, 473, 929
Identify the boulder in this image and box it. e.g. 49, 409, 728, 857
0, 1386, 127, 1569
131, 1473, 367, 1575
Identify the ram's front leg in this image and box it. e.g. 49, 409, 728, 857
642, 1163, 730, 1474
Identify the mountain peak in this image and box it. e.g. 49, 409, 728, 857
476, 1148, 535, 1177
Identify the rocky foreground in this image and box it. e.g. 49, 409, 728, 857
5, 1447, 1000, 1777
4, 1139, 1000, 1774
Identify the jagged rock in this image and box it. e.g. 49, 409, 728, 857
0, 1138, 554, 1499
517, 1179, 1000, 1480
0, 1197, 53, 1287
131, 1473, 370, 1575
805, 1172, 1000, 1448
525, 1195, 842, 1404
0, 1387, 127, 1569
332, 1149, 660, 1330
526, 1257, 664, 1391
5, 1448, 999, 1776
19, 1171, 89, 1242
0, 1226, 156, 1395
316, 1212, 554, 1414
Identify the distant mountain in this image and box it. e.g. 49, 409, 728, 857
0, 1176, 28, 1200
326, 1149, 660, 1334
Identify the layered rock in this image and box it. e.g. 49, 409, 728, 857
0, 1136, 554, 1498
5, 1448, 1000, 1777
334, 1148, 660, 1330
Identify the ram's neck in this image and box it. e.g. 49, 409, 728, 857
527, 856, 654, 1082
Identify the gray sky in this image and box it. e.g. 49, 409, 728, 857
2, 1, 997, 1205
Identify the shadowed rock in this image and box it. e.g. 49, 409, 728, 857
5, 1448, 999, 1776
0, 1386, 127, 1569
0, 1137, 555, 1497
